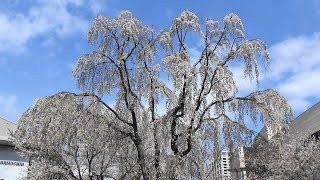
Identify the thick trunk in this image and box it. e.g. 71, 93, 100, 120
153, 124, 161, 179
133, 136, 149, 180
150, 81, 161, 179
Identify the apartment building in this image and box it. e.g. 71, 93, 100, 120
212, 150, 231, 180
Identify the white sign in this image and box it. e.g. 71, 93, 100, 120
0, 161, 28, 180
0, 160, 25, 167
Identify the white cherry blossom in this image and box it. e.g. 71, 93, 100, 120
15, 10, 292, 180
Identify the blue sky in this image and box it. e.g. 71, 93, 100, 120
1, 0, 320, 125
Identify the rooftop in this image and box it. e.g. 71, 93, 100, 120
288, 102, 320, 136
0, 116, 17, 146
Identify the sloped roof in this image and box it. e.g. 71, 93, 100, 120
0, 116, 17, 146
288, 102, 320, 137
255, 102, 320, 142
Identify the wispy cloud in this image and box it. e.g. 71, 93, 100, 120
264, 33, 320, 113
0, 0, 90, 53
88, 0, 108, 14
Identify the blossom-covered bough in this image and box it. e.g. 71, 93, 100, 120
246, 133, 320, 180
15, 11, 292, 179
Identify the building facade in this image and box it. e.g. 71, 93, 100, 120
212, 150, 231, 180
229, 147, 247, 180
0, 117, 28, 180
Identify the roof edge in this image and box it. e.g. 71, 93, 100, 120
0, 139, 14, 146
0, 116, 17, 125
293, 101, 320, 122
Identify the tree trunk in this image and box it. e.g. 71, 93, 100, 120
153, 124, 161, 179
133, 136, 149, 180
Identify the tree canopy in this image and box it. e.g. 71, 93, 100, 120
15, 10, 292, 180
245, 133, 320, 180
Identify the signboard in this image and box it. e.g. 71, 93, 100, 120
0, 160, 28, 180
0, 160, 25, 167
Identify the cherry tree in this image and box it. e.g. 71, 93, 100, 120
15, 92, 131, 179
246, 133, 320, 180
270, 136, 320, 180
15, 10, 292, 180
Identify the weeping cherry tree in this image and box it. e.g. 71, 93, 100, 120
15, 10, 292, 180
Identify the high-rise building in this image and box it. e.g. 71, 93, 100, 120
229, 147, 247, 180
212, 150, 231, 180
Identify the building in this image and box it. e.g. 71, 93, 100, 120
0, 117, 28, 180
212, 150, 231, 180
229, 147, 247, 180
287, 102, 320, 139
229, 102, 320, 180
229, 121, 283, 180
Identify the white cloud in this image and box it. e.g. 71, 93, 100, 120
277, 70, 320, 99
267, 33, 320, 79
0, 0, 90, 53
265, 33, 320, 113
88, 0, 107, 14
